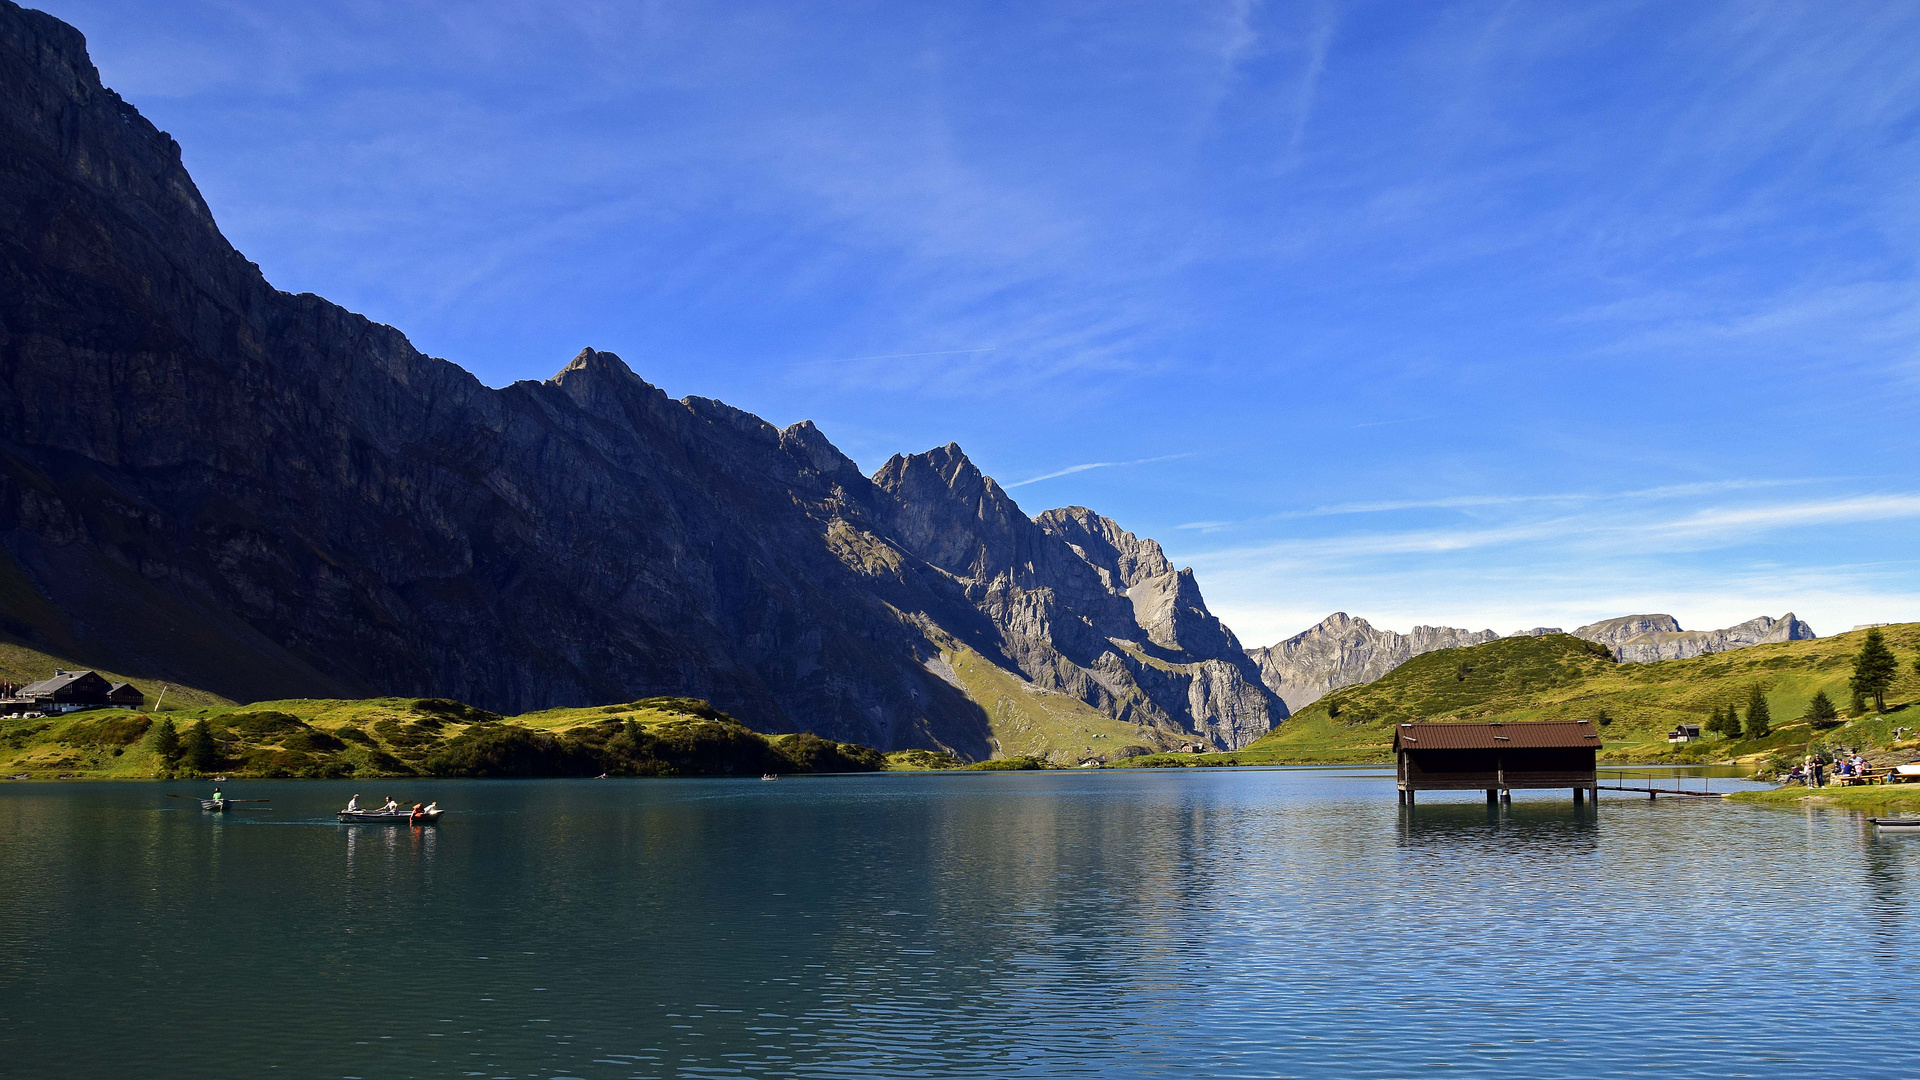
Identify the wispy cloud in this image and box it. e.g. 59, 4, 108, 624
1005, 453, 1191, 488
1188, 491, 1920, 573
1272, 478, 1819, 520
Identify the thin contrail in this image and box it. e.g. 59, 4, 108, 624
820, 347, 998, 364
1006, 454, 1191, 488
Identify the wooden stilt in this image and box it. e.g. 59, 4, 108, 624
1486, 788, 1498, 804
1573, 787, 1584, 805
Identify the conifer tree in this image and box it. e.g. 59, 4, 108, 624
146, 717, 182, 766
1851, 628, 1898, 713
183, 720, 220, 773
1744, 684, 1771, 739
1805, 689, 1839, 729
1707, 705, 1735, 738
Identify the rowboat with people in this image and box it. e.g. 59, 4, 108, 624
336, 793, 441, 824
165, 791, 269, 812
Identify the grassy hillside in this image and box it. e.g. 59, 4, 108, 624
937, 642, 1171, 764
1119, 625, 1920, 768
0, 635, 233, 712
0, 693, 896, 780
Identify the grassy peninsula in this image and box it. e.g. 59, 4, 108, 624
1118, 624, 1920, 775
0, 693, 904, 779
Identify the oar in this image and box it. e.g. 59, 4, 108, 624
164, 793, 195, 799
223, 798, 271, 803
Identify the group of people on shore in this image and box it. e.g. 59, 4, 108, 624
1786, 752, 1874, 787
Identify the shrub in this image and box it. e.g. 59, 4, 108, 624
411, 698, 502, 725
216, 711, 306, 738
282, 728, 345, 753
422, 726, 597, 777
971, 756, 1051, 770
774, 732, 885, 773
64, 713, 150, 747
891, 748, 965, 769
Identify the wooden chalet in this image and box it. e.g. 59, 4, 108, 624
0, 669, 143, 715
1394, 720, 1601, 805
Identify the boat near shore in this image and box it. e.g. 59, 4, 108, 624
1869, 817, 1920, 831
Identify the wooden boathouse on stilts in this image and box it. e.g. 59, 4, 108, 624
1394, 720, 1600, 806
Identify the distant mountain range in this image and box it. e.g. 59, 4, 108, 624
1248, 611, 1817, 711
0, 3, 1281, 760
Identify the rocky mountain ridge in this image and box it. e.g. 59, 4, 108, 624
1587, 613, 1816, 663
1251, 611, 1818, 710
0, 3, 1281, 758
1247, 614, 1500, 713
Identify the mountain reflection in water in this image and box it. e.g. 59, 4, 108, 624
1, 769, 1914, 1079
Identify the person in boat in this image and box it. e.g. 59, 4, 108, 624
381, 796, 400, 814
345, 794, 363, 813
212, 786, 223, 803
423, 801, 439, 814
409, 802, 424, 823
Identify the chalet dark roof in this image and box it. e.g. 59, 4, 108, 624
17, 670, 99, 697
1393, 720, 1601, 751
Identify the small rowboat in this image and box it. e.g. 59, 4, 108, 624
1869, 818, 1920, 830
168, 794, 269, 812
337, 809, 441, 824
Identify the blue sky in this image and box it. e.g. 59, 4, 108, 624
41, 0, 1920, 645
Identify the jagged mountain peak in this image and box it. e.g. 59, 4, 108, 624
1034, 506, 1175, 588
551, 347, 630, 380
1248, 614, 1499, 712
1572, 614, 1682, 648
0, 0, 1286, 761
778, 420, 864, 483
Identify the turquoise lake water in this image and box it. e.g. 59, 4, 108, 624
1, 768, 1914, 1078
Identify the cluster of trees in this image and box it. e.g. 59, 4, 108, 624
1705, 684, 1773, 740
143, 717, 221, 775
1699, 629, 1910, 740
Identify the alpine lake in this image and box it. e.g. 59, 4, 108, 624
2, 767, 1915, 1079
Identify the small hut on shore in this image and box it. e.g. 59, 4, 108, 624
1394, 720, 1600, 805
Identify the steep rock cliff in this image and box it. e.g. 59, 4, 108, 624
0, 3, 1273, 756
1247, 613, 1499, 712
1590, 613, 1818, 663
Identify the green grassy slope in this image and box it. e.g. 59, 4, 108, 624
1118, 625, 1920, 768
0, 693, 892, 780
939, 644, 1169, 764
0, 635, 233, 712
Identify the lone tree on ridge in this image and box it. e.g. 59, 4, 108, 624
1851, 628, 1898, 713
1744, 685, 1772, 739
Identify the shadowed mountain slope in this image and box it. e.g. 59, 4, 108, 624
0, 2, 1277, 757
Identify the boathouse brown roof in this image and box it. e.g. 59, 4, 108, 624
1392, 720, 1601, 751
